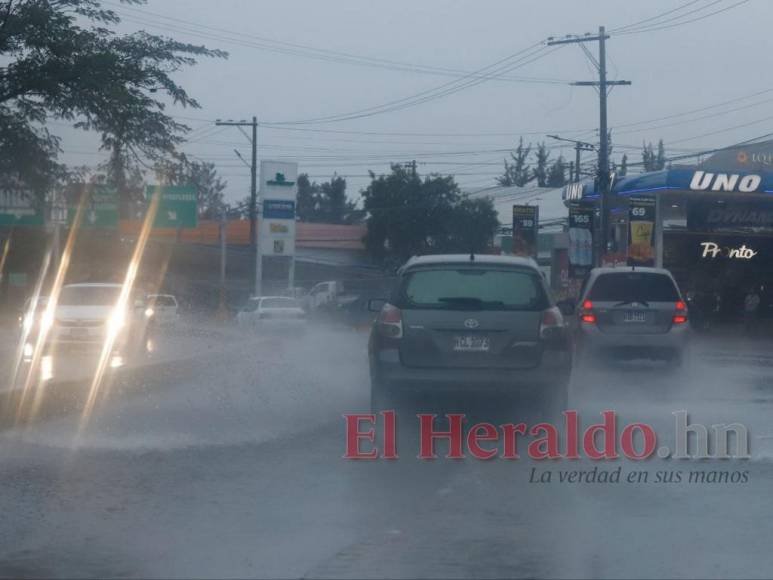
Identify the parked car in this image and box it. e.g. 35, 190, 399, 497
566, 266, 690, 367
368, 254, 572, 414
145, 294, 179, 327
236, 296, 306, 331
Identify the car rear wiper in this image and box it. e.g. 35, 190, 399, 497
613, 299, 649, 307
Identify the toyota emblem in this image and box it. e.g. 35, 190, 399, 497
464, 318, 479, 329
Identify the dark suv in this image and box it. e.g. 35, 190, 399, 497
368, 254, 572, 413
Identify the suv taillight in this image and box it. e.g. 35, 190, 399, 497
579, 299, 596, 324
540, 306, 564, 339
673, 301, 688, 324
377, 303, 403, 338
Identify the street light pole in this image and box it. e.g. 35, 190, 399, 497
216, 117, 261, 295
547, 27, 631, 265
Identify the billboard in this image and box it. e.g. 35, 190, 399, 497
568, 205, 594, 278
512, 205, 538, 258
260, 161, 298, 256
627, 195, 656, 267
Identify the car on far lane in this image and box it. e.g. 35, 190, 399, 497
145, 294, 179, 327
569, 266, 690, 368
236, 296, 306, 332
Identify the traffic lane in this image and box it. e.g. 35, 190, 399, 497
11, 325, 369, 449
570, 335, 773, 460
0, 332, 770, 577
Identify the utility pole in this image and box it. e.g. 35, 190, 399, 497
547, 135, 596, 183
216, 116, 261, 295
547, 27, 631, 265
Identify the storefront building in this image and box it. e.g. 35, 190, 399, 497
564, 143, 773, 321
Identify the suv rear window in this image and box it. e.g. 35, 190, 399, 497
398, 267, 548, 311
588, 272, 680, 302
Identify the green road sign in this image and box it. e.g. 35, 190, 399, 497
146, 185, 198, 228
0, 189, 44, 226
0, 208, 44, 226
68, 186, 118, 228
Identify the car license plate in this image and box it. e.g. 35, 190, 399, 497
69, 327, 89, 338
623, 311, 647, 323
453, 335, 490, 352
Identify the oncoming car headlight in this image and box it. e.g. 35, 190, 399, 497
108, 309, 126, 333
144, 307, 154, 319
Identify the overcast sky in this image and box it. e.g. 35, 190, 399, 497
55, 0, 767, 204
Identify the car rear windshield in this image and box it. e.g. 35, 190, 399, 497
59, 286, 121, 306
399, 267, 548, 311
588, 272, 680, 302
262, 298, 300, 309
149, 295, 176, 307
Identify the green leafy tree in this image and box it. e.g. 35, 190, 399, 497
296, 173, 360, 223
0, 0, 226, 212
497, 137, 531, 187
362, 164, 498, 264
546, 156, 567, 187
655, 139, 666, 170
642, 141, 655, 172
533, 142, 550, 187
619, 153, 628, 177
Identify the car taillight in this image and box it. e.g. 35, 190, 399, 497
673, 301, 688, 324
540, 306, 564, 339
579, 299, 596, 324
377, 303, 403, 338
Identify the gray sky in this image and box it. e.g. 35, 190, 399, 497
56, 0, 768, 204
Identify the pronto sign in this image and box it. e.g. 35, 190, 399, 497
145, 185, 198, 228
260, 160, 298, 256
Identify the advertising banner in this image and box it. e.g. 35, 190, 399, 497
627, 195, 656, 266
512, 205, 538, 258
568, 205, 594, 279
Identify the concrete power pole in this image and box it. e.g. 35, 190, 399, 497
216, 117, 261, 295
548, 27, 630, 265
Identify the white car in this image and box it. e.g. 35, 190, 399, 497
236, 296, 306, 331
23, 283, 151, 366
145, 294, 179, 326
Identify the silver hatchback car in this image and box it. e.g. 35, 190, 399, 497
572, 267, 690, 367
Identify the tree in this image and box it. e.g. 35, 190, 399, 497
296, 173, 322, 222
619, 153, 628, 177
156, 157, 228, 219
319, 174, 360, 223
655, 139, 666, 170
0, 0, 226, 212
497, 137, 531, 187
642, 141, 655, 172
546, 156, 567, 187
362, 164, 498, 264
641, 140, 666, 172
533, 142, 550, 187
295, 172, 360, 223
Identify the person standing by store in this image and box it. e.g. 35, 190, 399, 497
744, 286, 761, 335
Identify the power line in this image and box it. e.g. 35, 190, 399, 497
106, 1, 568, 85
614, 0, 750, 36
264, 42, 559, 125
610, 0, 707, 33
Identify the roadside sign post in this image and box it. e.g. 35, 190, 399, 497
145, 185, 198, 229
259, 161, 298, 295
67, 186, 118, 229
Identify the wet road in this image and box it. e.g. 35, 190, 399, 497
0, 324, 771, 578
